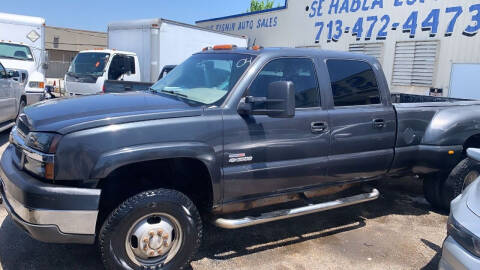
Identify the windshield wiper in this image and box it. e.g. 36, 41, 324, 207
160, 89, 188, 98
66, 71, 79, 78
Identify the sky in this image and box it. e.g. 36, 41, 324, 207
1, 0, 286, 32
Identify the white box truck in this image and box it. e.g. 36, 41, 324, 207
0, 12, 47, 104
65, 19, 248, 96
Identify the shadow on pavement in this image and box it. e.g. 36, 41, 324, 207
420, 239, 442, 270
0, 216, 103, 270
191, 177, 446, 268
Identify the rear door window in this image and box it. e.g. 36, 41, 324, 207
248, 58, 320, 108
326, 60, 381, 107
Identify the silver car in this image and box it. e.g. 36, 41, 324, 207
0, 61, 25, 132
440, 148, 480, 270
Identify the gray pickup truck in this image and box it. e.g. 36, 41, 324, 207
0, 61, 26, 133
1, 47, 480, 269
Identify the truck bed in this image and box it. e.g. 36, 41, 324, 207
392, 93, 480, 107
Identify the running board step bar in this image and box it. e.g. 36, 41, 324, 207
214, 188, 380, 229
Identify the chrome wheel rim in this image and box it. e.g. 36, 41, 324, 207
125, 213, 183, 266
463, 170, 479, 190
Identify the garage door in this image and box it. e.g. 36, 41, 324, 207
450, 64, 480, 99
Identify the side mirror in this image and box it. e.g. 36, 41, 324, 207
238, 81, 296, 118
42, 63, 48, 70
7, 70, 20, 80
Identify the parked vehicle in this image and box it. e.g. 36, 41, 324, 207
3, 47, 480, 269
0, 13, 47, 104
0, 61, 26, 132
65, 49, 139, 96
440, 148, 480, 270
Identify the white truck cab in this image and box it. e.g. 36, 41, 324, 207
65, 49, 140, 96
0, 13, 47, 105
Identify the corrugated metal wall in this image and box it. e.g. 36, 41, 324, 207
197, 0, 480, 96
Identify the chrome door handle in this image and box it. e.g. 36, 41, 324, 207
311, 122, 328, 133
373, 119, 385, 128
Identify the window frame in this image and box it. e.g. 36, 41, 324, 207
126, 55, 136, 75
324, 58, 385, 109
244, 56, 323, 110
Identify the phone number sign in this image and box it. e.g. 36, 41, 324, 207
308, 0, 480, 43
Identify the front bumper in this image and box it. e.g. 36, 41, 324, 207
440, 236, 480, 270
25, 91, 44, 105
0, 145, 101, 244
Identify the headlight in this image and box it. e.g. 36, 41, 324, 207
29, 81, 45, 89
447, 215, 480, 258
23, 132, 61, 180
26, 132, 62, 154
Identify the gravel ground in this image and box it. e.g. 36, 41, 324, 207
0, 130, 447, 269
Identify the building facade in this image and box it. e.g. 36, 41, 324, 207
45, 26, 107, 79
197, 0, 480, 98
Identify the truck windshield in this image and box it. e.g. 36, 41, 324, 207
68, 52, 110, 77
0, 43, 34, 61
151, 53, 256, 106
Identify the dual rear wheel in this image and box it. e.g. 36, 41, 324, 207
423, 158, 480, 210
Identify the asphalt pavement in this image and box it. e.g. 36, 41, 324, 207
0, 130, 447, 270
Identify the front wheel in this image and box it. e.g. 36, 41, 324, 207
99, 189, 202, 270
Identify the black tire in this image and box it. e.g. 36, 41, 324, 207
441, 158, 480, 210
99, 189, 202, 270
423, 173, 445, 209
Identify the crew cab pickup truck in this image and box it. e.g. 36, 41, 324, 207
2, 47, 480, 269
0, 61, 26, 133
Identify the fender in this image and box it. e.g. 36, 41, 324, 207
90, 141, 221, 204
422, 106, 480, 146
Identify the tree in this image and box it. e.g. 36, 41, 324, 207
247, 0, 276, 12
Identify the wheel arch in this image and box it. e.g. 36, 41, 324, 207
94, 144, 219, 233
463, 134, 480, 153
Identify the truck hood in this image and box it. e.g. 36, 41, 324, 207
0, 58, 37, 73
22, 92, 203, 134
467, 178, 480, 217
